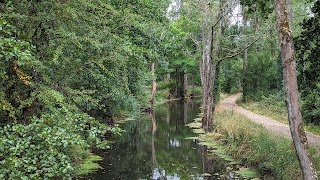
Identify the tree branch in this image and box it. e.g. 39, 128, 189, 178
218, 34, 261, 63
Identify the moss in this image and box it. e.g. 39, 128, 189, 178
75, 154, 102, 176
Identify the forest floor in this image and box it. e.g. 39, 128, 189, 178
218, 93, 320, 147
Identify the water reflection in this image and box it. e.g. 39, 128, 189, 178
83, 99, 227, 180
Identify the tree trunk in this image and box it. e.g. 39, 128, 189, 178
184, 72, 188, 96
150, 63, 157, 110
242, 48, 248, 101
242, 6, 248, 102
201, 23, 216, 132
277, 52, 284, 94
274, 0, 317, 179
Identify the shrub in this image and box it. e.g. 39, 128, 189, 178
0, 107, 118, 179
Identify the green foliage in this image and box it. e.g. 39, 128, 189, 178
301, 89, 320, 124
0, 18, 41, 123
1, 0, 169, 178
0, 104, 121, 179
296, 0, 320, 124
243, 51, 278, 99
220, 59, 242, 94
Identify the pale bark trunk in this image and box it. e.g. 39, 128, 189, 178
150, 63, 157, 109
242, 48, 248, 101
274, 0, 317, 179
242, 6, 248, 102
200, 4, 215, 132
184, 72, 188, 96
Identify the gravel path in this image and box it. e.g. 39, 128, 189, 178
218, 93, 320, 147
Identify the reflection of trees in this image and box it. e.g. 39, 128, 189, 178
201, 146, 214, 180
152, 99, 204, 179
88, 98, 206, 179
151, 111, 165, 179
199, 145, 238, 179
165, 102, 171, 124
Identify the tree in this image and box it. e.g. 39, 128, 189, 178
274, 0, 318, 179
0, 0, 170, 178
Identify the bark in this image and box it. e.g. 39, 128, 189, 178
184, 72, 188, 96
242, 47, 248, 101
242, 6, 248, 102
150, 63, 157, 109
277, 52, 284, 93
286, 0, 293, 31
201, 23, 216, 132
274, 0, 317, 179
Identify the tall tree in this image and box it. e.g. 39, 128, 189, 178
274, 0, 317, 179
200, 1, 217, 132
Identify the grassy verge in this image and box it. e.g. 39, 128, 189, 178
237, 95, 320, 136
211, 107, 320, 179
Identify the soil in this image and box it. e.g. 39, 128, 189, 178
218, 93, 320, 147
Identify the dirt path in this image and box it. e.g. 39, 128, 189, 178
218, 93, 320, 147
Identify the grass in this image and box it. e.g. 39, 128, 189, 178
212, 107, 320, 179
75, 153, 102, 176
237, 94, 320, 136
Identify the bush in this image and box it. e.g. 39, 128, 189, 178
0, 107, 118, 179
302, 90, 320, 124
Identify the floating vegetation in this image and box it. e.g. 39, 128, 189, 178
192, 128, 205, 134
186, 122, 202, 128
186, 111, 260, 180
194, 117, 202, 122
76, 154, 102, 175
236, 168, 259, 179
202, 173, 212, 177
185, 137, 199, 140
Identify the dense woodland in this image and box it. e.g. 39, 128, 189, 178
0, 0, 319, 179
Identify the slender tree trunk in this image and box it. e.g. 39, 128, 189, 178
201, 24, 216, 132
274, 0, 317, 179
201, 4, 211, 132
242, 6, 248, 102
242, 48, 248, 101
184, 72, 188, 96
277, 52, 284, 94
150, 63, 157, 110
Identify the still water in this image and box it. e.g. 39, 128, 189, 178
85, 99, 229, 180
